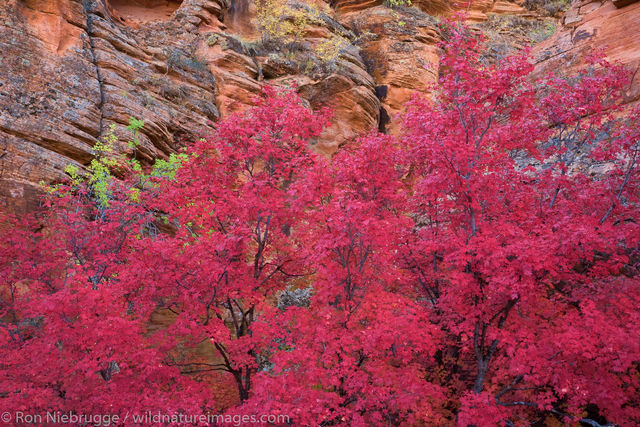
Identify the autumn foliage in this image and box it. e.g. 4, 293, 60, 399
1, 24, 639, 426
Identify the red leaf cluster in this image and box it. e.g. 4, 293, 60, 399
1, 28, 639, 426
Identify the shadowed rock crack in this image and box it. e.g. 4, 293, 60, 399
83, 0, 106, 139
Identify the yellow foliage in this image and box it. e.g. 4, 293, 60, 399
255, 0, 319, 44
386, 0, 412, 7
254, 0, 352, 70
315, 35, 349, 67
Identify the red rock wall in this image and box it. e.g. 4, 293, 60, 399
533, 0, 640, 107
2, 0, 616, 214
1, 0, 223, 213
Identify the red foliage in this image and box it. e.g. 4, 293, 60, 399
0, 179, 209, 416
399, 24, 640, 425
1, 27, 639, 426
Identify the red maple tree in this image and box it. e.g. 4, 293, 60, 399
1, 25, 639, 426
399, 24, 640, 425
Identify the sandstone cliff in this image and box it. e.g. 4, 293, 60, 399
1, 0, 636, 214
533, 0, 640, 107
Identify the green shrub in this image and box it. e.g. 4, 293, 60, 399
523, 0, 570, 16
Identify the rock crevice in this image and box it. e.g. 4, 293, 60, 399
83, 0, 106, 138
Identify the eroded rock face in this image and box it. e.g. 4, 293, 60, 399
533, 0, 640, 107
338, 5, 440, 133
0, 0, 576, 213
209, 0, 382, 155
1, 0, 222, 213
2, 0, 98, 213
106, 0, 185, 26
466, 0, 532, 22
1, 0, 381, 211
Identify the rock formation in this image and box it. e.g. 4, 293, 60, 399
2, 0, 637, 214
533, 0, 640, 108
1, 0, 222, 213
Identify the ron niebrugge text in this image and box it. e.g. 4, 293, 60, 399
3, 411, 290, 425
5, 412, 118, 426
